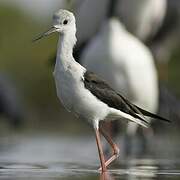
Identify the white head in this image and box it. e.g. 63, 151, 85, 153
33, 9, 76, 41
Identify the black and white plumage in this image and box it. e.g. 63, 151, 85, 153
84, 71, 168, 125
34, 9, 170, 172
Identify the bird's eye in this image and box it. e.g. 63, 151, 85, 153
63, 19, 68, 25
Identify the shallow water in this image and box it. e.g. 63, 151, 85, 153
0, 135, 179, 180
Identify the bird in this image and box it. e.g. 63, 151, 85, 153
80, 18, 159, 155
72, 0, 167, 45
115, 0, 167, 42
34, 9, 170, 172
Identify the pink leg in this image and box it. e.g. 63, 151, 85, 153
99, 125, 120, 170
95, 128, 107, 172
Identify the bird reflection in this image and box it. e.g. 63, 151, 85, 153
100, 171, 115, 180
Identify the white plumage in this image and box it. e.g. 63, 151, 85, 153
34, 9, 169, 172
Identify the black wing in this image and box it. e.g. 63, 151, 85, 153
83, 71, 170, 123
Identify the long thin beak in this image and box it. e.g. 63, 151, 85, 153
33, 26, 58, 42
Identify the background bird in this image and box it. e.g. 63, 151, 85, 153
80, 17, 159, 156
115, 0, 167, 42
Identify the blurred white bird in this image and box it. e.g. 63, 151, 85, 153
148, 0, 180, 64
73, 0, 167, 45
80, 18, 159, 155
115, 0, 167, 42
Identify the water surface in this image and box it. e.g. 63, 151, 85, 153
0, 135, 179, 179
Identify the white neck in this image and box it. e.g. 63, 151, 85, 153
56, 27, 77, 70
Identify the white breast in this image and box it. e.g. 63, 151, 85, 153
53, 61, 110, 123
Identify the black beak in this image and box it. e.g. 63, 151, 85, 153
33, 26, 58, 42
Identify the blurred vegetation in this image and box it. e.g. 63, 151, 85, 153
0, 4, 179, 135
169, 43, 180, 96
0, 5, 91, 135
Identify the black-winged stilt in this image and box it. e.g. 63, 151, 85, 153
34, 9, 170, 172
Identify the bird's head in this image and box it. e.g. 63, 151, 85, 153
33, 9, 76, 42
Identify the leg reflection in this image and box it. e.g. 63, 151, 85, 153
100, 171, 115, 180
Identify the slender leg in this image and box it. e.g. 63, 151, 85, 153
101, 121, 119, 138
99, 125, 120, 170
95, 128, 107, 172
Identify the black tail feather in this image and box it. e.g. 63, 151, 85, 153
117, 93, 149, 124
118, 93, 170, 123
135, 105, 171, 123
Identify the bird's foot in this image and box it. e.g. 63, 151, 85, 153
98, 146, 120, 171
